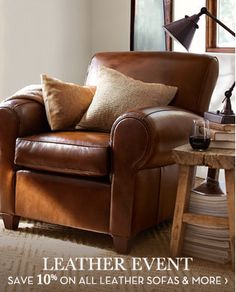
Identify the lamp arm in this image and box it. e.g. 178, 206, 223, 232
199, 7, 235, 37
222, 82, 235, 102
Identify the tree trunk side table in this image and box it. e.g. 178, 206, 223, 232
170, 144, 235, 264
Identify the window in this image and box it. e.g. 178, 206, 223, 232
130, 0, 173, 51
206, 0, 235, 53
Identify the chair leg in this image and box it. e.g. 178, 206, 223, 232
1, 214, 20, 230
113, 236, 130, 254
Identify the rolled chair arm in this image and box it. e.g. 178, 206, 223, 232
0, 85, 49, 136
111, 106, 200, 169
109, 106, 200, 238
0, 86, 49, 214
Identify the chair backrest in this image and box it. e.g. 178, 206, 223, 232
85, 51, 219, 116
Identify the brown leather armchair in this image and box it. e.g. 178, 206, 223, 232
0, 52, 218, 253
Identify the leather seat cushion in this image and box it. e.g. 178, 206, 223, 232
15, 131, 111, 177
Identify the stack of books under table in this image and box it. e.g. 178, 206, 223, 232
183, 190, 231, 264
182, 121, 234, 263
208, 122, 235, 149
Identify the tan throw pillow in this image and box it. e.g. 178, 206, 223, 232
77, 66, 178, 131
41, 74, 96, 130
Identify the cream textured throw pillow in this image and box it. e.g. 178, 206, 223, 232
77, 66, 178, 131
41, 74, 96, 130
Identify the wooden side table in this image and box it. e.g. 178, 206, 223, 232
170, 144, 235, 264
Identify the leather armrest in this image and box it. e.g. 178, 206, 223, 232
0, 92, 49, 137
111, 106, 200, 169
0, 88, 49, 213
110, 105, 200, 237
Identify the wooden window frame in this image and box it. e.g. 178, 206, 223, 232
164, 0, 173, 51
206, 0, 235, 53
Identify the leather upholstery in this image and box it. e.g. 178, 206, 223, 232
110, 106, 200, 237
15, 131, 110, 177
0, 51, 219, 253
85, 52, 218, 116
16, 170, 110, 232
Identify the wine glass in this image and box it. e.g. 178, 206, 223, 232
189, 119, 211, 151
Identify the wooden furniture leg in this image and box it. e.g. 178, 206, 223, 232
170, 165, 196, 257
2, 214, 20, 230
113, 236, 130, 254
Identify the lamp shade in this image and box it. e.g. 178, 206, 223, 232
163, 14, 200, 50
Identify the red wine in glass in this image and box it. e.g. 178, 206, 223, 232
189, 136, 211, 150
189, 119, 211, 151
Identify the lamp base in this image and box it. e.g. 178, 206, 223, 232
192, 168, 224, 196
204, 111, 235, 124
192, 180, 224, 195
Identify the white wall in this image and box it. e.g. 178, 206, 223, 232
0, 0, 91, 100
0, 0, 131, 101
90, 0, 130, 56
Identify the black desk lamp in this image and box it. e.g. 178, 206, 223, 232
164, 7, 235, 124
